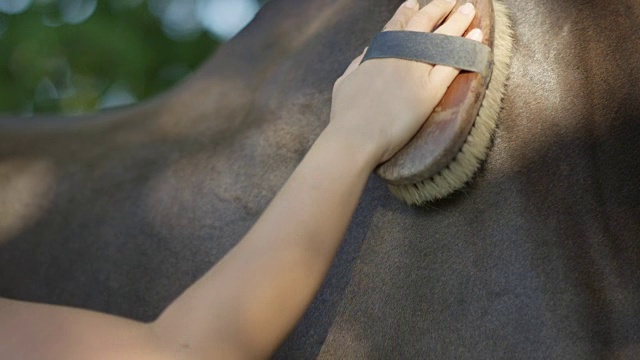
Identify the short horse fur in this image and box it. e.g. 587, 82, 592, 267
1, 0, 639, 358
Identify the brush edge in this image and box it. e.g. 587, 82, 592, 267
388, 0, 514, 205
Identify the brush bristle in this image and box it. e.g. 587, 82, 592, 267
388, 0, 514, 205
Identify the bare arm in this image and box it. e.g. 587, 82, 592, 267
151, 126, 378, 358
152, 1, 482, 358
0, 1, 481, 359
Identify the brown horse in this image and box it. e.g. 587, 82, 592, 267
1, 0, 639, 358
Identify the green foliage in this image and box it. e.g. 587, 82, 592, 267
0, 1, 220, 115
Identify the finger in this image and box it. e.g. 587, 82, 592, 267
383, 0, 420, 31
341, 0, 422, 83
433, 2, 476, 36
405, 0, 456, 32
428, 28, 484, 94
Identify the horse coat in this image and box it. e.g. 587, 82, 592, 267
1, 0, 639, 358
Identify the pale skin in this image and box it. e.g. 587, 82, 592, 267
0, 1, 482, 359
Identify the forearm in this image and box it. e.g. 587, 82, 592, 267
0, 2, 481, 359
153, 123, 379, 358
0, 125, 376, 360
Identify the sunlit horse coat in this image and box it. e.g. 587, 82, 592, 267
1, 0, 639, 358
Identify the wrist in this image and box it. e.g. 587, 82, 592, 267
317, 123, 382, 173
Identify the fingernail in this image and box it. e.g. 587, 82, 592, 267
459, 3, 474, 15
404, 0, 419, 8
468, 28, 483, 41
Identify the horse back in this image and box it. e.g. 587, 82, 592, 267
1, 0, 639, 358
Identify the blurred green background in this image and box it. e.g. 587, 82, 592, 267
0, 0, 264, 115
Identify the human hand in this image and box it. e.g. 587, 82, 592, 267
328, 0, 483, 165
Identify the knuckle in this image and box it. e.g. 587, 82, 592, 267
430, 0, 455, 16
436, 0, 455, 7
412, 11, 437, 26
384, 19, 402, 31
333, 79, 342, 93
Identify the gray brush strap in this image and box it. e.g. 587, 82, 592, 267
362, 31, 492, 76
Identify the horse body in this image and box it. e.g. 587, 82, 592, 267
1, 0, 639, 358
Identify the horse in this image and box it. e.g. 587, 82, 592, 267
1, 0, 639, 357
